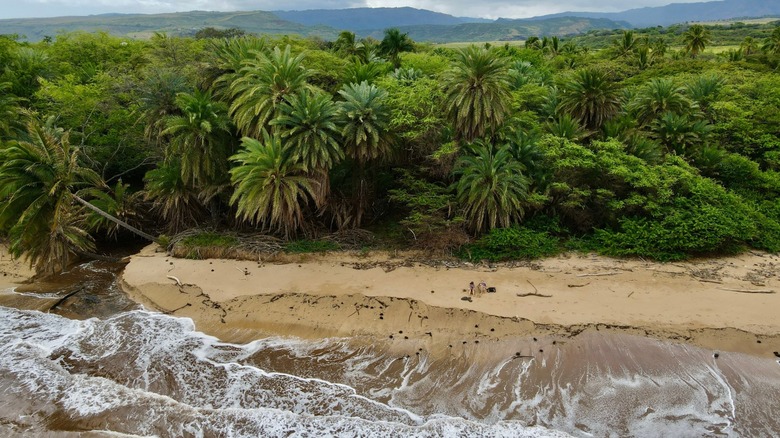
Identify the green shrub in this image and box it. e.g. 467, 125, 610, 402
459, 227, 560, 261
181, 232, 238, 248
285, 240, 340, 253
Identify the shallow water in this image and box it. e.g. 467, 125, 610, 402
1, 263, 779, 437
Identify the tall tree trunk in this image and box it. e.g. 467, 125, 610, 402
71, 194, 158, 242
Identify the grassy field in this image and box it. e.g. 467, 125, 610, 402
433, 40, 526, 49
693, 17, 780, 26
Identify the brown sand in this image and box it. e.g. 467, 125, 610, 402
122, 244, 780, 357
0, 244, 34, 289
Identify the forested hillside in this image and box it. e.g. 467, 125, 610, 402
1, 23, 780, 274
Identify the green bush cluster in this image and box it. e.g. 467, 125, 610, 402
459, 227, 561, 261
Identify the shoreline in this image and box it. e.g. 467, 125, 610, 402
121, 245, 780, 358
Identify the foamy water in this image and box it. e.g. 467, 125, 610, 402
0, 306, 570, 437
1, 260, 780, 438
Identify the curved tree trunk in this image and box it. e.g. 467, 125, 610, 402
71, 193, 158, 242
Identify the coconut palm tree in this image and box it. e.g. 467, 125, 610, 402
444, 46, 512, 143
162, 89, 232, 188
379, 28, 414, 68
0, 116, 101, 275
229, 45, 310, 137
454, 142, 529, 232
229, 132, 319, 238
682, 24, 711, 57
629, 78, 695, 126
557, 68, 621, 131
338, 81, 393, 226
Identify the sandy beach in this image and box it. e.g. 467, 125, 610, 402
0, 244, 34, 290
121, 244, 780, 357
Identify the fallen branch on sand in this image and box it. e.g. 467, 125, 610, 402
517, 280, 552, 298
567, 283, 590, 288
576, 272, 620, 277
716, 287, 775, 294
695, 278, 722, 284
166, 275, 182, 287
516, 293, 552, 298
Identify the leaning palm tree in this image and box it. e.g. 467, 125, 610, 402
229, 45, 311, 137
229, 132, 319, 238
338, 81, 393, 226
557, 68, 621, 132
454, 143, 529, 232
379, 28, 414, 68
444, 46, 512, 143
162, 89, 232, 188
682, 24, 711, 58
0, 116, 101, 275
83, 180, 145, 240
629, 78, 695, 126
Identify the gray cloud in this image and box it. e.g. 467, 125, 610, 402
0, 0, 708, 20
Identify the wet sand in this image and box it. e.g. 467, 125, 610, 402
121, 244, 780, 358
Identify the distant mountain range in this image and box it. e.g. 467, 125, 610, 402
532, 0, 780, 27
273, 7, 490, 31
0, 0, 778, 43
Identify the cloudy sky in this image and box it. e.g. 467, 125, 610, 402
1, 0, 704, 20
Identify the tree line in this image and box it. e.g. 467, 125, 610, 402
1, 23, 780, 274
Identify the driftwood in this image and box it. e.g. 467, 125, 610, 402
517, 279, 552, 298
49, 287, 84, 311
716, 287, 775, 294
695, 278, 723, 284
166, 275, 182, 286
576, 272, 620, 277
567, 283, 590, 288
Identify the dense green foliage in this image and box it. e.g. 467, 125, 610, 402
2, 22, 780, 274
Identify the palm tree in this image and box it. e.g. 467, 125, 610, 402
629, 78, 694, 126
84, 180, 144, 240
612, 30, 639, 58
682, 24, 711, 57
143, 161, 205, 233
136, 68, 190, 148
333, 31, 359, 58
162, 89, 232, 188
208, 36, 267, 98
338, 81, 393, 226
0, 116, 100, 275
444, 46, 512, 143
379, 28, 414, 68
557, 68, 621, 131
229, 45, 310, 137
763, 27, 780, 56
0, 82, 24, 139
342, 61, 387, 85
686, 75, 724, 113
525, 36, 542, 50
546, 114, 588, 141
271, 90, 343, 173
740, 36, 758, 56
229, 132, 319, 238
454, 143, 529, 232
651, 112, 712, 156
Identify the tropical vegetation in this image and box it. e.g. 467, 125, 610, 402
2, 21, 780, 274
